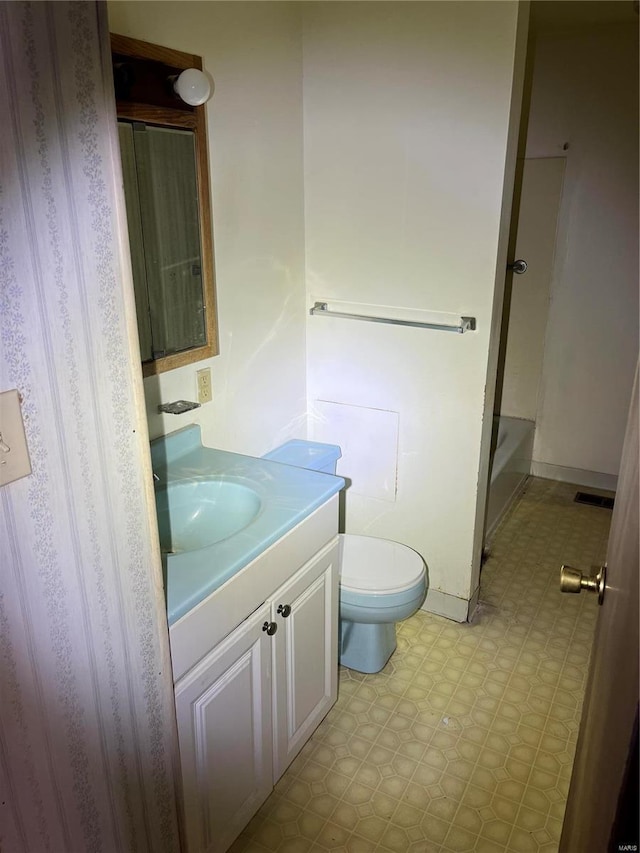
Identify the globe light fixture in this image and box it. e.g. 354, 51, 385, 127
173, 68, 212, 106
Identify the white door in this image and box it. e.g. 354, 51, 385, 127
174, 602, 274, 853
272, 540, 340, 782
559, 369, 638, 851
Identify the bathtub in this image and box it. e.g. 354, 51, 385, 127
485, 416, 535, 541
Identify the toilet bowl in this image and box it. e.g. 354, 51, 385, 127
263, 440, 427, 673
339, 532, 426, 672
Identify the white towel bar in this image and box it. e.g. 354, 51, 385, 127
309, 302, 476, 334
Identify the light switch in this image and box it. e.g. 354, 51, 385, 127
0, 389, 32, 487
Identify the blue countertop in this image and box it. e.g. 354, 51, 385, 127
151, 425, 345, 625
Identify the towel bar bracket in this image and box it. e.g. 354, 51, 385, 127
460, 316, 476, 332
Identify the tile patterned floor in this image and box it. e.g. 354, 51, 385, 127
230, 478, 612, 853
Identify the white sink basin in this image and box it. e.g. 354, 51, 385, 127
155, 478, 262, 553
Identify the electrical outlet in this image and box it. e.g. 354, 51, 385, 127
197, 368, 213, 404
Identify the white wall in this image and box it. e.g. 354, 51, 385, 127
108, 1, 529, 619
500, 157, 566, 422
303, 2, 527, 618
107, 2, 308, 456
526, 23, 639, 485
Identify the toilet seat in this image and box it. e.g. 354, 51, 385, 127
340, 534, 425, 595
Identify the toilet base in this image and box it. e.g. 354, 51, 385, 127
339, 620, 397, 673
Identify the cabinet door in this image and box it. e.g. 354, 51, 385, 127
272, 540, 340, 781
174, 602, 273, 853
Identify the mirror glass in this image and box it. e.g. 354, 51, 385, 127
112, 32, 218, 376
118, 121, 207, 362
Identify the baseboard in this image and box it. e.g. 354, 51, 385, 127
467, 584, 480, 622
530, 461, 618, 492
421, 587, 470, 623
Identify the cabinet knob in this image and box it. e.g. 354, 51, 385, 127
277, 604, 292, 618
262, 621, 278, 636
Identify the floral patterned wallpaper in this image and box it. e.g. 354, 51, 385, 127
0, 2, 181, 850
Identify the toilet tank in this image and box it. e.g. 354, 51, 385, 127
263, 439, 342, 475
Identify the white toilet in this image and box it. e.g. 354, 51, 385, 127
263, 440, 427, 673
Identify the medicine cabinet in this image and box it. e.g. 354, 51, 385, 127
111, 33, 218, 376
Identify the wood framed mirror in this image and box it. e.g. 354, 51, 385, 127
111, 33, 218, 376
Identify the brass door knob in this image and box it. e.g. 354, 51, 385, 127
560, 564, 606, 605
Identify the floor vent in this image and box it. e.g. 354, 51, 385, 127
574, 491, 615, 510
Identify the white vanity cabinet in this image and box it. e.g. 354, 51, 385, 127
270, 540, 339, 782
174, 601, 274, 853
170, 497, 340, 853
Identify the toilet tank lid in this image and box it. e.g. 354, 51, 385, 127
263, 439, 342, 472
